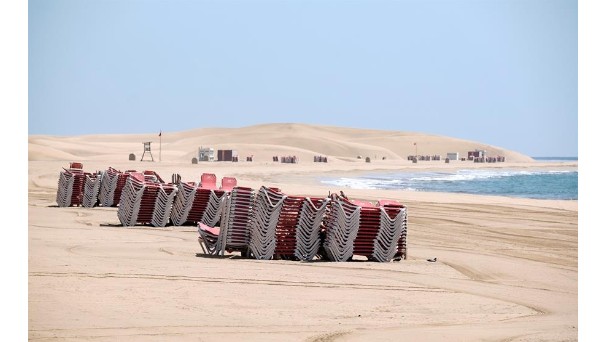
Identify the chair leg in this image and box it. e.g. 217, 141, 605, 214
198, 237, 207, 253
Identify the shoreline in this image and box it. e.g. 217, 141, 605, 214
28, 159, 578, 209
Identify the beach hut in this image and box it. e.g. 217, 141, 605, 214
467, 149, 486, 161
447, 152, 459, 161
198, 147, 215, 162
217, 149, 237, 162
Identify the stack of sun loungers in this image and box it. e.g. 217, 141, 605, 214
199, 186, 331, 261
198, 186, 256, 256
349, 199, 408, 262
153, 182, 179, 227
54, 164, 408, 261
272, 194, 303, 260
82, 171, 102, 208
262, 192, 331, 261
219, 186, 256, 254
196, 189, 406, 262
98, 167, 119, 207
200, 188, 227, 227
56, 163, 87, 207
113, 171, 135, 206
322, 194, 362, 261
170, 173, 228, 226
116, 173, 146, 226
116, 172, 178, 227
293, 196, 331, 261
99, 167, 136, 207
377, 200, 408, 260
184, 175, 220, 225
248, 186, 287, 260
351, 200, 380, 260
318, 195, 409, 262
170, 181, 199, 226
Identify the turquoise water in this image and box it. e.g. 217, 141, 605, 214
320, 158, 578, 200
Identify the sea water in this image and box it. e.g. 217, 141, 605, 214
320, 158, 578, 200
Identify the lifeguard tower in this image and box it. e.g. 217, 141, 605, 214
141, 142, 154, 161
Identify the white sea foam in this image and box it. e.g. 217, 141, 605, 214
319, 169, 577, 200
320, 177, 404, 190
410, 169, 574, 182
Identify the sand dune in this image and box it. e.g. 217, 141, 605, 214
29, 123, 534, 163
28, 123, 576, 341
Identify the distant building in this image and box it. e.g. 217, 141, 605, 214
447, 152, 459, 161
198, 147, 215, 162
467, 149, 486, 160
217, 149, 238, 162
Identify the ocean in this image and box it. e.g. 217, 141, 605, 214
320, 157, 578, 200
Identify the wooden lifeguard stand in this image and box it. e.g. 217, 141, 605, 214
141, 141, 154, 161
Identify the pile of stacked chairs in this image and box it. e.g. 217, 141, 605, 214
169, 174, 238, 227
293, 196, 332, 261
82, 171, 102, 208
197, 189, 407, 262
99, 167, 137, 207
198, 186, 256, 255
55, 164, 408, 261
56, 162, 87, 207
55, 164, 241, 229
117, 172, 178, 227
272, 191, 330, 261
377, 200, 408, 260
56, 163, 137, 208
346, 199, 408, 262
248, 187, 287, 260
280, 156, 299, 163
322, 195, 361, 261
171, 181, 211, 226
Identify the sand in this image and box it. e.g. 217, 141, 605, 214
28, 124, 578, 341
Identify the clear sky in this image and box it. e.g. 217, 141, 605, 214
28, 0, 577, 157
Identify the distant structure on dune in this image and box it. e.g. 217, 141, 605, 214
467, 149, 486, 161
141, 141, 154, 162
446, 152, 459, 161
217, 149, 238, 162
198, 147, 215, 162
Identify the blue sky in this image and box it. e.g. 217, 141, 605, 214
28, 0, 578, 157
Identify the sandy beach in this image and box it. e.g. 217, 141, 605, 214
28, 124, 578, 341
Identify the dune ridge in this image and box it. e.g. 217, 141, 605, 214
29, 123, 534, 163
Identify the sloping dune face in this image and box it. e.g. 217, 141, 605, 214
28, 123, 534, 162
